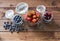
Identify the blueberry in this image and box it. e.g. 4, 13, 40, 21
15, 16, 17, 19
10, 22, 13, 25
9, 29, 14, 33
7, 22, 9, 24
19, 20, 21, 22
9, 26, 15, 33
19, 16, 21, 18
3, 25, 5, 28
17, 16, 19, 18
17, 20, 20, 23
3, 25, 7, 30
4, 22, 6, 24
15, 21, 17, 23
5, 25, 9, 29
7, 25, 11, 29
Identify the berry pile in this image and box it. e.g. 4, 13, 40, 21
44, 13, 52, 20
26, 10, 40, 23
3, 22, 25, 33
4, 22, 11, 30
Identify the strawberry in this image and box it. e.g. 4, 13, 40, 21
27, 13, 32, 17
30, 10, 36, 15
26, 17, 31, 21
36, 13, 40, 18
32, 19, 37, 23
36, 18, 39, 21
33, 15, 37, 19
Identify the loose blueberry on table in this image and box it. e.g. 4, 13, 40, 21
3, 21, 26, 33
3, 22, 11, 29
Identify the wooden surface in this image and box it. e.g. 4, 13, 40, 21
0, 0, 60, 41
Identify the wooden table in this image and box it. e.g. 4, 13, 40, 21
0, 0, 60, 41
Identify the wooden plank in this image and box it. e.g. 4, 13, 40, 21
0, 32, 27, 41
0, 0, 60, 7
0, 32, 60, 41
0, 7, 60, 20
0, 32, 56, 41
55, 32, 60, 39
0, 0, 60, 41
0, 7, 59, 31
0, 20, 60, 32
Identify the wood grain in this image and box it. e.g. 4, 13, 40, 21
0, 7, 60, 32
0, 0, 60, 7
0, 0, 60, 41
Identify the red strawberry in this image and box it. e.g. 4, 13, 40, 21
26, 17, 31, 21
32, 19, 37, 23
36, 18, 39, 21
33, 15, 37, 19
36, 12, 40, 18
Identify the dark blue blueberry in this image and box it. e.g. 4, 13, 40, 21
7, 25, 11, 29
9, 29, 14, 33
17, 20, 20, 23
9, 26, 15, 33
4, 22, 6, 24
14, 15, 22, 23
17, 16, 19, 18
3, 25, 7, 30
7, 22, 9, 24
11, 22, 12, 24
19, 17, 21, 18
5, 25, 10, 29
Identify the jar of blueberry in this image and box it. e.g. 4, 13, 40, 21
13, 14, 23, 25
42, 12, 53, 23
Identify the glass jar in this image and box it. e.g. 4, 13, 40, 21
42, 12, 53, 23
25, 10, 41, 27
12, 14, 23, 25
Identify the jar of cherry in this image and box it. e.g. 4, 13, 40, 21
42, 12, 53, 23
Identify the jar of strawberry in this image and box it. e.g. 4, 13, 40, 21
25, 10, 40, 27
